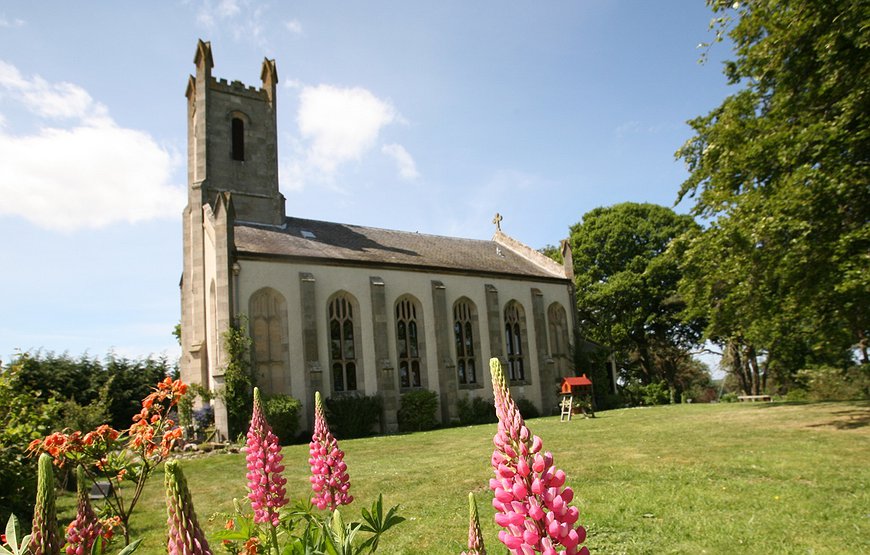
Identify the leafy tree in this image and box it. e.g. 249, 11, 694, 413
569, 203, 703, 394
0, 357, 61, 524
676, 0, 869, 388
8, 352, 170, 429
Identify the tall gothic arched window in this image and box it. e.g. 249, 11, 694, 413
453, 298, 479, 385
328, 293, 358, 393
249, 287, 289, 394
504, 301, 529, 383
548, 303, 569, 357
396, 296, 424, 389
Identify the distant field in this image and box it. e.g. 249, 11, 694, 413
57, 401, 870, 554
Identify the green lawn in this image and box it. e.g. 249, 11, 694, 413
58, 401, 870, 554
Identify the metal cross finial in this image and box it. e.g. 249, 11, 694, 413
492, 212, 503, 231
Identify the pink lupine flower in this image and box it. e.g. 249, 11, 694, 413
309, 391, 353, 511
489, 358, 589, 555
165, 460, 212, 555
245, 387, 288, 527
461, 492, 486, 555
65, 466, 103, 555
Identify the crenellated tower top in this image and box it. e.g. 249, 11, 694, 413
185, 39, 285, 226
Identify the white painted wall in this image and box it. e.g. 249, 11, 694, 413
236, 258, 573, 426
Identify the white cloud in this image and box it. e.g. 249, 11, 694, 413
381, 143, 419, 180
0, 15, 25, 28
297, 84, 398, 174
0, 60, 109, 122
194, 0, 267, 48
216, 0, 240, 18
0, 60, 183, 231
285, 19, 302, 35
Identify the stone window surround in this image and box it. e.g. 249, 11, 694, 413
395, 294, 427, 391
326, 291, 364, 395
453, 297, 483, 390
504, 299, 532, 386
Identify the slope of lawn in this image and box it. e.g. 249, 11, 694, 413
58, 401, 870, 554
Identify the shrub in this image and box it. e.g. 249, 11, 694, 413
785, 388, 809, 402
193, 405, 214, 430
795, 365, 870, 401
0, 362, 61, 524
9, 351, 171, 430
263, 393, 302, 444
720, 392, 738, 403
325, 394, 383, 439
456, 396, 497, 425
177, 382, 212, 429
397, 390, 439, 432
515, 397, 540, 419
623, 381, 671, 406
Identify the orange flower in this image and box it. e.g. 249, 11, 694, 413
225, 519, 234, 530
243, 537, 259, 555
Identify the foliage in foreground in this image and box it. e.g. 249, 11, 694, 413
26, 377, 186, 545
0, 351, 173, 524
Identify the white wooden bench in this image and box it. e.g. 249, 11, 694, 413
737, 395, 772, 402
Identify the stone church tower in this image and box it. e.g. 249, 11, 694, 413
180, 40, 580, 440
180, 40, 286, 435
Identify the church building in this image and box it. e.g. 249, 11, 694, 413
180, 41, 578, 438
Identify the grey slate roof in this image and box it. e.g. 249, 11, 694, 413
234, 216, 567, 280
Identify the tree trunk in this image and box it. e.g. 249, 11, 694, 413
746, 343, 761, 395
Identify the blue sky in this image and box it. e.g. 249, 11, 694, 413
0, 1, 733, 365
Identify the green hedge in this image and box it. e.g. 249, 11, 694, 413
325, 394, 382, 439
397, 390, 439, 432
263, 394, 302, 444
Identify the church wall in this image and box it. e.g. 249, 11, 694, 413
235, 257, 574, 431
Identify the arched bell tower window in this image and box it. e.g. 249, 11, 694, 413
231, 117, 245, 161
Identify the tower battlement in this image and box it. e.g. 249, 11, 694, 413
185, 39, 285, 227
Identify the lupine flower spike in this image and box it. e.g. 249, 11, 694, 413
461, 492, 486, 555
65, 466, 103, 555
245, 387, 288, 526
309, 391, 353, 510
165, 460, 212, 555
31, 453, 60, 555
489, 358, 589, 555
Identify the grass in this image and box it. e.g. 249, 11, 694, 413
57, 401, 870, 554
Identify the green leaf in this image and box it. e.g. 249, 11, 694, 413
116, 538, 143, 555
5, 514, 20, 553
331, 509, 346, 547
90, 535, 105, 555
357, 495, 404, 553
16, 535, 30, 555
211, 529, 252, 541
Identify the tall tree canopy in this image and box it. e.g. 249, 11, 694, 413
569, 203, 703, 391
676, 0, 869, 387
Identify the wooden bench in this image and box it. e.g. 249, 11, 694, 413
738, 395, 772, 402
